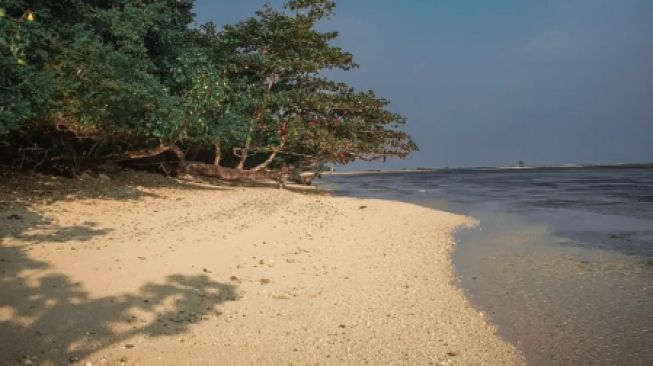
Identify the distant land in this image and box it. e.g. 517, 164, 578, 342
323, 162, 653, 176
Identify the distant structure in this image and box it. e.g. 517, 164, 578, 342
517, 160, 525, 167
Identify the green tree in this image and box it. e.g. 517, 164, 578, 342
0, 1, 194, 171
1, 0, 417, 181
179, 0, 415, 180
0, 2, 56, 135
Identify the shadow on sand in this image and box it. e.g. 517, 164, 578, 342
0, 169, 238, 365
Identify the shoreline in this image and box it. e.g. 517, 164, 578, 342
320, 162, 653, 177
319, 166, 653, 365
0, 171, 523, 365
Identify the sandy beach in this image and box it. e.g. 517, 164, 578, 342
0, 171, 522, 365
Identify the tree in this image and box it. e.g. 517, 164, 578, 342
0, 2, 56, 135
0, 0, 417, 182
0, 1, 193, 172
177, 0, 416, 181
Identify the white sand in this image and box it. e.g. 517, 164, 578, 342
0, 171, 523, 365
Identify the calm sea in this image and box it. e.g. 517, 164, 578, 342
317, 166, 653, 366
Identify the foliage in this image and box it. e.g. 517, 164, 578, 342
0, 1, 56, 134
0, 0, 416, 174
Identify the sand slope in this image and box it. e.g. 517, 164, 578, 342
0, 172, 522, 365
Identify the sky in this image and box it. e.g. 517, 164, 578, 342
193, 0, 652, 169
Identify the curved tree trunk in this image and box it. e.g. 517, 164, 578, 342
114, 143, 281, 183
235, 136, 251, 171
109, 145, 172, 161
177, 161, 280, 182
250, 137, 286, 173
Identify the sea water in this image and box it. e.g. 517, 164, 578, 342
317, 166, 653, 366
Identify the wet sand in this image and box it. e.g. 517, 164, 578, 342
0, 171, 522, 365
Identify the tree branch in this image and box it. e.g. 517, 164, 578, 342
236, 134, 252, 171
250, 136, 286, 172
213, 141, 221, 165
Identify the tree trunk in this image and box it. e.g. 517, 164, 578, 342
236, 101, 267, 171
111, 143, 281, 183
109, 145, 175, 162
250, 137, 286, 173
177, 161, 279, 182
213, 141, 221, 165
236, 135, 250, 171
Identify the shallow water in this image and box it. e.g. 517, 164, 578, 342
317, 166, 653, 365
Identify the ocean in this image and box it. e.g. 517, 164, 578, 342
316, 166, 653, 366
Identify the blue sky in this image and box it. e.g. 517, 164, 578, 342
194, 0, 652, 168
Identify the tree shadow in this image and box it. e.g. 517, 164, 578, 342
0, 165, 232, 246
0, 165, 229, 207
0, 168, 240, 365
14, 225, 112, 244
0, 246, 238, 365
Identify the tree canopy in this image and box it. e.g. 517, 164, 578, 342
0, 0, 416, 180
